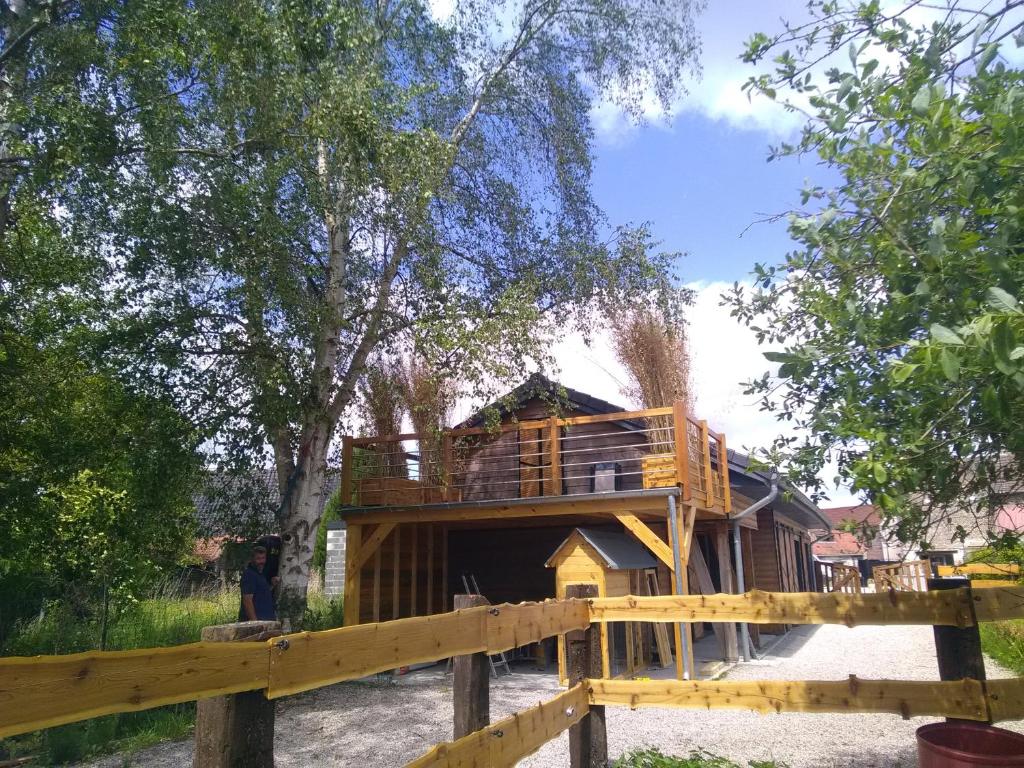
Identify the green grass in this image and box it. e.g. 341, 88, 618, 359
614, 748, 785, 768
0, 587, 344, 765
981, 619, 1024, 676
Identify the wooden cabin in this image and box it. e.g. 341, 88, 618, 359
335, 374, 830, 677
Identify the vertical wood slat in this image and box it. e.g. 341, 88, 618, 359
549, 416, 562, 496
700, 419, 714, 509
372, 548, 382, 623
392, 524, 402, 620
717, 433, 732, 514
343, 524, 362, 627
340, 435, 354, 504
441, 434, 454, 502
426, 523, 434, 616
441, 525, 449, 613
411, 524, 418, 617
672, 401, 690, 501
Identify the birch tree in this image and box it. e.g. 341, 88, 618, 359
7, 0, 704, 624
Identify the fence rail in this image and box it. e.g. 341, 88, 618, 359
4, 586, 1024, 751
938, 563, 1021, 578
873, 560, 930, 591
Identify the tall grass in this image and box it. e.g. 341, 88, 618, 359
0, 586, 343, 765
614, 748, 784, 768
981, 619, 1024, 676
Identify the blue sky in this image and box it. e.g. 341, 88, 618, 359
549, 0, 859, 505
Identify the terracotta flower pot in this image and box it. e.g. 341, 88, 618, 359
918, 722, 1024, 767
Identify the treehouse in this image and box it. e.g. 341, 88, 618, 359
334, 374, 830, 677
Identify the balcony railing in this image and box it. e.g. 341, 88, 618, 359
340, 402, 731, 513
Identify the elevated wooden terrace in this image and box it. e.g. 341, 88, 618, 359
337, 402, 754, 679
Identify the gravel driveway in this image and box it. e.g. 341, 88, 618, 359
85, 624, 1024, 768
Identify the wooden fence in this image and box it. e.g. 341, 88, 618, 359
938, 563, 1021, 579
872, 560, 931, 591
4, 585, 1024, 766
816, 562, 862, 594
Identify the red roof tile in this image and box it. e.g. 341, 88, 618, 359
813, 531, 867, 557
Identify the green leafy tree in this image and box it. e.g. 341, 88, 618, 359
728, 1, 1024, 548
7, 0, 704, 623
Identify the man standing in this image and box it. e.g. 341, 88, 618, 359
239, 544, 277, 622
255, 533, 282, 590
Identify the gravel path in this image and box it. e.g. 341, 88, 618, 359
84, 624, 1024, 768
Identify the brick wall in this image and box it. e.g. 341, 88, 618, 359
325, 524, 347, 597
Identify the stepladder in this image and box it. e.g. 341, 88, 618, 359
456, 573, 511, 677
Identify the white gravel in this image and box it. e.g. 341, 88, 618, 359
84, 624, 1024, 768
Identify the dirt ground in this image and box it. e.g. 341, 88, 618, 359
83, 624, 1024, 768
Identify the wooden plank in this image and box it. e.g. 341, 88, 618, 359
352, 522, 397, 573
411, 523, 419, 616
343, 523, 363, 627
549, 417, 562, 496
393, 524, 402, 620
970, 580, 1018, 589
373, 547, 382, 623
939, 563, 1021, 577
689, 539, 729, 655
406, 684, 589, 768
426, 523, 435, 615
717, 434, 731, 514
587, 677, 988, 721
715, 526, 739, 662
341, 435, 354, 503
267, 601, 589, 698
558, 406, 673, 427
442, 525, 449, 612
986, 678, 1024, 723
973, 586, 1024, 623
588, 589, 980, 627
614, 512, 675, 571
672, 401, 690, 501
0, 641, 270, 739
700, 420, 714, 509
346, 492, 671, 525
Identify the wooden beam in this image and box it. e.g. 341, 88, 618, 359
351, 522, 396, 573
715, 526, 739, 662
717, 434, 732, 515
700, 420, 714, 509
681, 504, 697, 566
587, 588, 982, 627
372, 548, 382, 623
672, 401, 690, 501
453, 595, 490, 739
566, 584, 607, 768
0, 640, 270, 739
549, 416, 562, 496
426, 523, 435, 615
411, 523, 418, 617
267, 601, 590, 698
342, 523, 363, 627
587, 677, 989, 721
345, 493, 671, 525
407, 684, 589, 768
340, 435, 354, 504
614, 512, 675, 571
392, 524, 401, 620
688, 536, 729, 657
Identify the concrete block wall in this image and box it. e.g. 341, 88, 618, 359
325, 523, 347, 598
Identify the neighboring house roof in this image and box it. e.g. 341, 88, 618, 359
193, 468, 340, 537
821, 504, 881, 527
813, 531, 866, 558
546, 528, 658, 570
814, 504, 885, 560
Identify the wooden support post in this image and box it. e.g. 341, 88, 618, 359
566, 584, 607, 768
392, 524, 402, 620
928, 576, 988, 722
340, 435, 354, 504
441, 434, 453, 501
715, 526, 739, 663
453, 594, 490, 739
343, 523, 362, 627
700, 420, 714, 509
549, 417, 562, 496
410, 523, 418, 616
717, 434, 732, 514
193, 621, 281, 768
672, 401, 690, 501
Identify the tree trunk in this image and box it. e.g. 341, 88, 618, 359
275, 435, 329, 629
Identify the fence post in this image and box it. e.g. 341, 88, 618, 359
453, 594, 490, 739
193, 620, 281, 768
566, 584, 607, 768
927, 576, 989, 723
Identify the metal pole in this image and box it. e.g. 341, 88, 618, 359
732, 519, 752, 662
667, 494, 691, 680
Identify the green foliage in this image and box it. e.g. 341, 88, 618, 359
313, 491, 343, 576
981, 620, 1024, 677
728, 2, 1024, 548
615, 748, 784, 768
